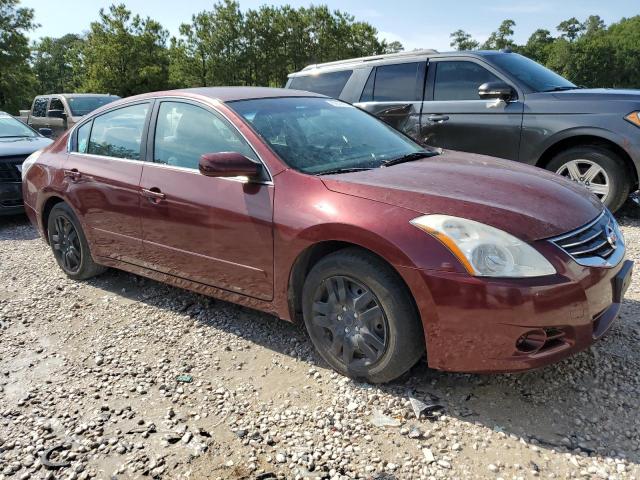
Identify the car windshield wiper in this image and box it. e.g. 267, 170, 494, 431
314, 167, 374, 176
381, 151, 439, 167
0, 135, 31, 138
542, 86, 583, 92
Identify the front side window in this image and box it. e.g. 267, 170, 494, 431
48, 98, 65, 114
88, 103, 148, 160
32, 98, 48, 117
230, 97, 430, 174
288, 70, 353, 98
372, 62, 425, 102
154, 101, 257, 170
433, 61, 501, 101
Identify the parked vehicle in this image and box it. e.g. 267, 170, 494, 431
27, 93, 120, 138
0, 112, 53, 216
22, 88, 633, 382
286, 49, 640, 212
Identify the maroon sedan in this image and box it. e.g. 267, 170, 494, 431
22, 87, 633, 383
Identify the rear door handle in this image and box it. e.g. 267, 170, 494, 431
141, 187, 166, 203
427, 114, 450, 123
63, 168, 82, 181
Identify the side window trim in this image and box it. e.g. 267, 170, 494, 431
146, 97, 272, 181
70, 100, 153, 160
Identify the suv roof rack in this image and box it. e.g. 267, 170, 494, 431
301, 49, 439, 72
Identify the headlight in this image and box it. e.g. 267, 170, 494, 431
625, 111, 640, 128
21, 149, 43, 181
410, 215, 556, 277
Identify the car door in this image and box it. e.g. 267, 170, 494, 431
63, 101, 151, 264
420, 58, 524, 160
139, 99, 274, 301
46, 97, 68, 138
354, 61, 426, 141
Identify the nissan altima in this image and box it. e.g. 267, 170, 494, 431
21, 87, 633, 382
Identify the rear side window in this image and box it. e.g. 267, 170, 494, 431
32, 98, 48, 117
371, 62, 425, 102
289, 70, 352, 98
433, 61, 501, 101
88, 103, 149, 160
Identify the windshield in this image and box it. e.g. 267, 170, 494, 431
0, 116, 37, 138
67, 96, 119, 116
229, 97, 430, 174
487, 53, 576, 92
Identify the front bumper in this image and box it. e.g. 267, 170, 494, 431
399, 250, 633, 373
0, 182, 24, 216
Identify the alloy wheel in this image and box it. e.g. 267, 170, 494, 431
310, 275, 388, 369
556, 159, 610, 202
51, 215, 82, 273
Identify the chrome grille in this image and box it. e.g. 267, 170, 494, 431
550, 210, 624, 268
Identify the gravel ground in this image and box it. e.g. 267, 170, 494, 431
1, 204, 639, 480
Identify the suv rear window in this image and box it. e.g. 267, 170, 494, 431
289, 70, 352, 98
360, 62, 426, 102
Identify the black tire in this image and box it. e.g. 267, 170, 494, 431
546, 146, 631, 213
302, 248, 425, 383
47, 202, 106, 280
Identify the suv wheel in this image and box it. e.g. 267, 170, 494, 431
47, 203, 106, 280
546, 146, 631, 212
302, 248, 425, 383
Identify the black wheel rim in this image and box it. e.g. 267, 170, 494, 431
311, 275, 388, 369
51, 215, 82, 273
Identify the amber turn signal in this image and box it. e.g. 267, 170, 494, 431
625, 111, 640, 127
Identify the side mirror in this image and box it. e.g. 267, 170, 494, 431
38, 128, 53, 137
199, 152, 261, 178
478, 82, 516, 101
47, 109, 67, 119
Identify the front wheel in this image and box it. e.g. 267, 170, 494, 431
302, 248, 425, 383
546, 146, 631, 213
47, 202, 106, 280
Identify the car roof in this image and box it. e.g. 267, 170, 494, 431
34, 93, 120, 98
126, 87, 328, 103
288, 49, 507, 77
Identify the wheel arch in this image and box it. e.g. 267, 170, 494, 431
286, 240, 420, 327
536, 133, 638, 188
40, 195, 66, 244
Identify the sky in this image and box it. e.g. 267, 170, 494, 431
21, 0, 640, 51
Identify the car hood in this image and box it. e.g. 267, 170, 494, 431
321, 151, 603, 242
0, 136, 53, 157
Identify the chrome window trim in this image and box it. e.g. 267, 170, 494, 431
67, 151, 273, 185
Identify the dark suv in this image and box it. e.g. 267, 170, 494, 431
286, 49, 640, 212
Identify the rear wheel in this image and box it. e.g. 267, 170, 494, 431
546, 146, 631, 213
47, 203, 106, 280
302, 248, 425, 383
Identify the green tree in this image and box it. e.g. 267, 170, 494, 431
583, 15, 605, 36
32, 34, 85, 94
557, 17, 584, 41
82, 4, 169, 97
521, 29, 554, 63
482, 19, 516, 50
449, 29, 479, 51
0, 0, 37, 114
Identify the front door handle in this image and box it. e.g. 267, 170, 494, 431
427, 114, 450, 123
141, 187, 166, 204
63, 168, 82, 182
